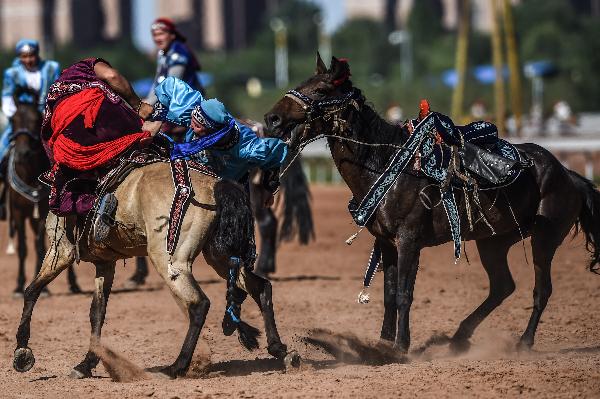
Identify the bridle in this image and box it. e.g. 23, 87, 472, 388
7, 127, 45, 218
284, 88, 362, 128
276, 87, 406, 181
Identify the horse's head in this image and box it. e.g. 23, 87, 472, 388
11, 96, 43, 163
265, 53, 362, 153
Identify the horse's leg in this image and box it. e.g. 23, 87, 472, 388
394, 240, 420, 352
70, 261, 115, 378
238, 267, 294, 361
450, 233, 518, 352
254, 204, 278, 276
518, 215, 566, 349
148, 252, 210, 378
14, 218, 76, 372
13, 213, 27, 295
380, 240, 398, 342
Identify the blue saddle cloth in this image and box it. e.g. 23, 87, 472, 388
417, 120, 523, 189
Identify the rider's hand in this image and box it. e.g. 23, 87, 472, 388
264, 194, 275, 208
138, 102, 154, 120
142, 120, 163, 136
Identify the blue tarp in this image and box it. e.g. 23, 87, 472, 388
441, 60, 557, 87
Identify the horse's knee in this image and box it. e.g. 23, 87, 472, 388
188, 298, 210, 326
395, 292, 413, 309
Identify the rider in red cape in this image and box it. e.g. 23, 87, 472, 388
41, 58, 156, 215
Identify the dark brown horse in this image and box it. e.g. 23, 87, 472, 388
264, 54, 600, 354
7, 99, 80, 296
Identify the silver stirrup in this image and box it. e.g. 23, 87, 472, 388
93, 193, 118, 242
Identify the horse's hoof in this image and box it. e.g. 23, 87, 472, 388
13, 347, 35, 372
12, 291, 24, 299
69, 285, 82, 295
449, 338, 471, 354
516, 340, 532, 352
69, 367, 89, 379
268, 342, 288, 359
147, 365, 177, 379
40, 289, 51, 298
283, 350, 301, 370
123, 279, 144, 290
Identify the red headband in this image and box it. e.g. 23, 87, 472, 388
151, 17, 186, 42
332, 58, 351, 86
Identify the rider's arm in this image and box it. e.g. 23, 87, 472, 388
238, 124, 288, 171
2, 68, 17, 118
144, 65, 185, 106
93, 61, 154, 120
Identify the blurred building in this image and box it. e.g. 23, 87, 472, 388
342, 0, 522, 32
0, 0, 281, 53
1, 0, 597, 53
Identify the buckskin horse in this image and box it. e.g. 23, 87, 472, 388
126, 121, 314, 285
7, 95, 81, 296
264, 54, 600, 354
12, 159, 298, 378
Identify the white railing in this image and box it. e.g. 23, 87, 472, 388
301, 137, 600, 183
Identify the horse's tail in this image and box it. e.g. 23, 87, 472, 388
568, 170, 600, 273
212, 180, 256, 268
279, 156, 315, 244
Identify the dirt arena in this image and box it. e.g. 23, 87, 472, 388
1, 185, 599, 398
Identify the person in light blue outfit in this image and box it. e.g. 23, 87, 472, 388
151, 76, 288, 183
0, 39, 60, 165
147, 76, 288, 330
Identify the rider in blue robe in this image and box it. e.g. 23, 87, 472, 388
151, 76, 288, 182
1, 40, 60, 164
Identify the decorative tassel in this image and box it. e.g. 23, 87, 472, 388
6, 238, 15, 255
357, 288, 370, 304
33, 203, 39, 220
345, 228, 363, 245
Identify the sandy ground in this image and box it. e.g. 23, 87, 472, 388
0, 185, 599, 398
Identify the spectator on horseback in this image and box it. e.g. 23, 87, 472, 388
149, 76, 288, 204
0, 39, 60, 174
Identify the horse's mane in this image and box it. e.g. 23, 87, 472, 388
349, 97, 406, 172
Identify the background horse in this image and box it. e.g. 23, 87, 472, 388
13, 161, 298, 379
264, 54, 600, 355
126, 122, 314, 286
7, 98, 80, 296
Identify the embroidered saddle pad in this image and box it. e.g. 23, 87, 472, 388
418, 122, 524, 190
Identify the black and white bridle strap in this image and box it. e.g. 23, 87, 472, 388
285, 88, 359, 118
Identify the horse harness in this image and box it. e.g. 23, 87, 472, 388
7, 129, 46, 219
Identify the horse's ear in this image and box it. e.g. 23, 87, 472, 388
315, 52, 327, 75
330, 56, 351, 86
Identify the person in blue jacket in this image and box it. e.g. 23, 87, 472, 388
1, 39, 60, 164
125, 76, 287, 286
151, 76, 288, 189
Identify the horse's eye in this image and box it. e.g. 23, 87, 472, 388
314, 88, 328, 96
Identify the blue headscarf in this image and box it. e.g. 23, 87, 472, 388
15, 39, 39, 55
153, 77, 237, 160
